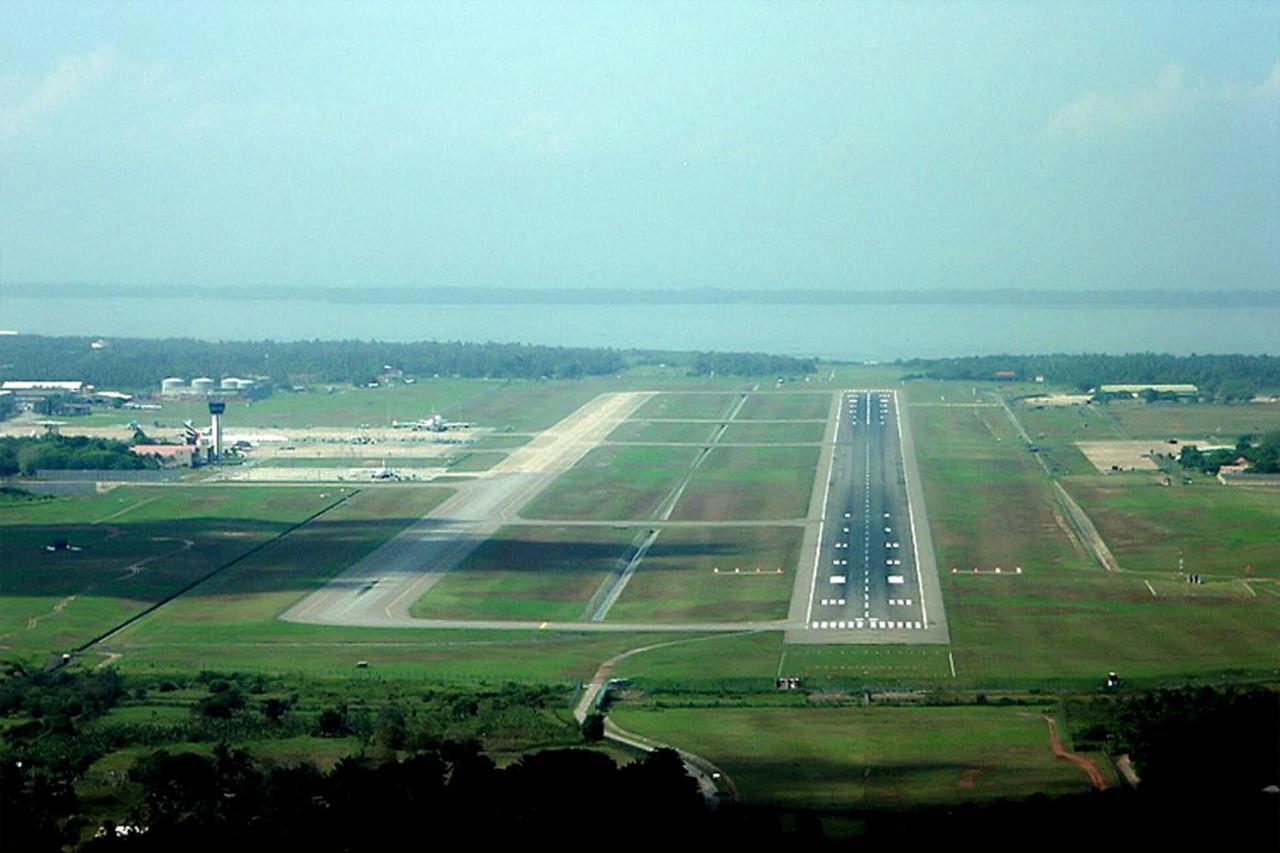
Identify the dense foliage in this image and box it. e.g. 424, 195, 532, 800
0, 435, 158, 477
1180, 432, 1280, 474
0, 335, 816, 388
899, 353, 1280, 399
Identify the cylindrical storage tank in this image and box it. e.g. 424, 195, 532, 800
191, 377, 215, 395
161, 377, 185, 396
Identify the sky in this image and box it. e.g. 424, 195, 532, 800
1, 0, 1277, 293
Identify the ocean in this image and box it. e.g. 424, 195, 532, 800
2, 296, 1276, 361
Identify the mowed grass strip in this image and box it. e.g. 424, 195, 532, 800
0, 486, 347, 659
633, 393, 741, 420
1063, 477, 1280, 578
736, 392, 832, 420
607, 420, 718, 444
912, 404, 1092, 576
613, 632, 950, 688
444, 451, 509, 472
610, 706, 1091, 809
945, 570, 1280, 687
721, 421, 826, 443
520, 445, 702, 521
607, 526, 801, 623
671, 445, 819, 521
411, 525, 637, 622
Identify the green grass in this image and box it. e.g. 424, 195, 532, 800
443, 451, 509, 472
471, 434, 533, 450
411, 525, 638, 621
608, 526, 802, 623
610, 705, 1093, 809
911, 401, 1280, 688
1103, 400, 1280, 440
633, 393, 741, 420
0, 486, 348, 662
107, 487, 454, 638
721, 421, 827, 443
607, 420, 718, 443
671, 445, 819, 521
613, 632, 951, 689
736, 393, 832, 420
1064, 476, 1280, 578
520, 445, 702, 521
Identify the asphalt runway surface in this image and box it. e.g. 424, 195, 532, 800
785, 390, 949, 645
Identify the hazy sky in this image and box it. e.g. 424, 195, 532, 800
2, 1, 1277, 292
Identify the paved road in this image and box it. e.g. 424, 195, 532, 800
786, 389, 949, 645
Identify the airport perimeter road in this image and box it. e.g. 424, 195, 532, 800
785, 390, 949, 645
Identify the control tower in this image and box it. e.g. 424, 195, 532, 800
208, 401, 226, 459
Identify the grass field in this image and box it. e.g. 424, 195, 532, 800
1064, 476, 1280, 577
737, 392, 832, 420
607, 526, 801, 623
720, 421, 827, 443
520, 445, 701, 521
470, 434, 533, 449
443, 450, 509, 471
97, 487, 454, 641
610, 705, 1095, 809
0, 486, 347, 662
633, 393, 741, 420
911, 401, 1280, 687
671, 446, 819, 521
410, 525, 637, 621
606, 420, 718, 444
1103, 401, 1280, 440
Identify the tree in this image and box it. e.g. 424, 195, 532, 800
581, 712, 605, 742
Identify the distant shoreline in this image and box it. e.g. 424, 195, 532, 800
6, 283, 1280, 308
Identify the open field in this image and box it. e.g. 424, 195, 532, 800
720, 421, 827, 443
736, 392, 832, 420
608, 526, 801, 623
410, 525, 637, 621
1103, 401, 1280, 440
0, 486, 350, 662
606, 420, 718, 444
671, 445, 819, 521
633, 392, 741, 420
910, 401, 1280, 687
610, 705, 1097, 809
1064, 476, 1280, 577
519, 444, 701, 520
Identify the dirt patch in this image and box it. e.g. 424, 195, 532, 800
1044, 715, 1109, 790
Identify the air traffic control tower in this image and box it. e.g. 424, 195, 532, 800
208, 400, 226, 459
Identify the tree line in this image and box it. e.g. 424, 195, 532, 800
0, 336, 817, 390
0, 435, 158, 477
1180, 432, 1280, 474
899, 353, 1280, 400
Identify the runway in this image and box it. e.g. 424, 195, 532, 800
785, 389, 949, 644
